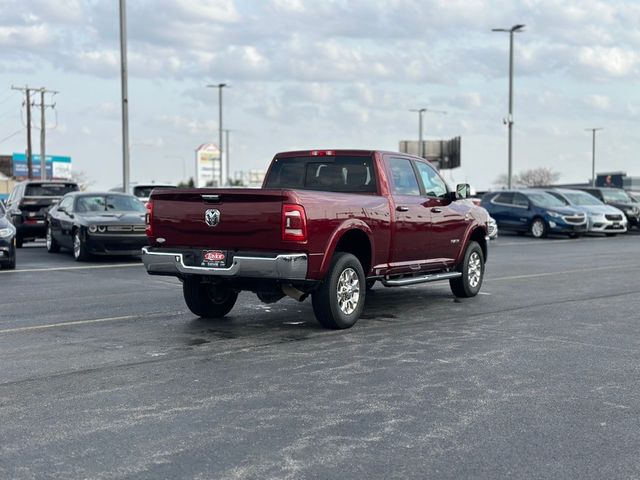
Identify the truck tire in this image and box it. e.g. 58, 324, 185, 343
450, 241, 484, 298
312, 252, 365, 329
183, 277, 238, 319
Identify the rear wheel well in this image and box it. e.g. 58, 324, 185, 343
334, 229, 372, 275
469, 227, 487, 261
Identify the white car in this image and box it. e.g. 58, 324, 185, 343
110, 184, 177, 205
544, 188, 628, 236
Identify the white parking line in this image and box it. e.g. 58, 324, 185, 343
487, 264, 632, 282
0, 263, 142, 274
0, 311, 182, 335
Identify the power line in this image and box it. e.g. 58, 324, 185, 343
0, 128, 24, 145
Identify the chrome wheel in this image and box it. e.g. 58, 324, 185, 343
531, 219, 545, 238
46, 227, 52, 250
336, 267, 360, 315
73, 232, 81, 259
468, 251, 482, 288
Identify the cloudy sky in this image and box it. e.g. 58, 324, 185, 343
0, 0, 638, 190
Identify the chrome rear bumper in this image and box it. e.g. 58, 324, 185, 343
141, 247, 308, 280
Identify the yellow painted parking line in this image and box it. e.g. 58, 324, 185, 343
0, 311, 182, 335
0, 263, 142, 274
487, 264, 632, 282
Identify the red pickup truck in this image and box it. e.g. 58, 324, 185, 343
142, 150, 489, 329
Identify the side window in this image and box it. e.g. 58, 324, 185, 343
59, 197, 73, 211
513, 193, 529, 207
388, 158, 420, 196
493, 192, 514, 205
415, 161, 448, 198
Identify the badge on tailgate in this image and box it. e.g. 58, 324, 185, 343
201, 250, 227, 268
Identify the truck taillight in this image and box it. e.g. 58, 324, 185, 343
282, 204, 307, 242
310, 150, 334, 156
145, 200, 154, 237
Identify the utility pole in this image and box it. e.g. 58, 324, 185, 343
206, 83, 228, 186
119, 0, 131, 194
492, 24, 525, 189
11, 85, 37, 179
586, 128, 603, 187
225, 129, 230, 183
409, 108, 447, 158
33, 88, 58, 180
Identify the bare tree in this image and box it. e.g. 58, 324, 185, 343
517, 167, 560, 187
69, 171, 94, 191
494, 167, 560, 188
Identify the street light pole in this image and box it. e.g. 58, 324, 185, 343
586, 128, 603, 187
492, 24, 525, 189
409, 108, 447, 158
119, 0, 131, 194
206, 83, 228, 187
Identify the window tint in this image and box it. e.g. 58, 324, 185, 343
388, 158, 420, 196
527, 192, 566, 208
493, 192, 514, 205
547, 192, 569, 205
264, 155, 377, 193
25, 183, 78, 197
513, 193, 529, 207
415, 161, 448, 198
133, 185, 176, 198
59, 196, 74, 211
76, 195, 145, 213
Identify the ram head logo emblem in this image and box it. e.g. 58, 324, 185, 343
204, 209, 221, 227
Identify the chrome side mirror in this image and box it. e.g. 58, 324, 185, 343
456, 183, 471, 199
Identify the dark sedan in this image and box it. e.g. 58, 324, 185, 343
46, 192, 148, 261
0, 201, 16, 269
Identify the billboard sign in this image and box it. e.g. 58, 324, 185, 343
12, 153, 73, 179
195, 143, 221, 187
398, 136, 461, 169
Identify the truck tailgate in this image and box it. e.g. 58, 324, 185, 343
150, 188, 292, 250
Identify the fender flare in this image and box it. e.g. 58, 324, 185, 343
456, 221, 488, 265
319, 220, 375, 278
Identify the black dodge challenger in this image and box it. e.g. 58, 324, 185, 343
46, 192, 148, 261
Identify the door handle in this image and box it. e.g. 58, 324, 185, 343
431, 208, 443, 213
396, 205, 409, 212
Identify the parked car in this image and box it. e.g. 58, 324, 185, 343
110, 183, 177, 205
542, 188, 627, 236
627, 191, 640, 203
481, 190, 587, 238
46, 192, 148, 261
142, 149, 489, 329
459, 197, 497, 239
5, 180, 79, 247
572, 187, 640, 229
0, 201, 16, 269
487, 216, 498, 239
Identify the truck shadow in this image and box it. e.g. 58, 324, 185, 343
181, 285, 459, 347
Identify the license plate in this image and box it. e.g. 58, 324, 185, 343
201, 250, 227, 268
613, 223, 620, 227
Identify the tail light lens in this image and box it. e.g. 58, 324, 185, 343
282, 204, 307, 242
145, 200, 154, 237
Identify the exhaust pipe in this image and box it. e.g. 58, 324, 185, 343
282, 284, 308, 302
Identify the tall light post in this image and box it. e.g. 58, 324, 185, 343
586, 128, 603, 187
206, 83, 228, 187
119, 0, 130, 194
409, 108, 447, 158
492, 24, 525, 189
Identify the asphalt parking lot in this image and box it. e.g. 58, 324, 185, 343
1, 233, 640, 479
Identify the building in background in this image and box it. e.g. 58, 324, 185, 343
195, 143, 221, 187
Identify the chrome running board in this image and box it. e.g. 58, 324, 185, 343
382, 271, 461, 287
